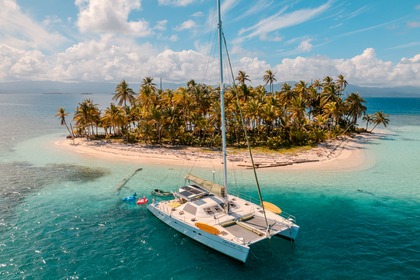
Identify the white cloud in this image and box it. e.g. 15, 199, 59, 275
0, 44, 51, 80
1, 32, 420, 88
297, 39, 313, 52
233, 0, 272, 22
51, 35, 158, 82
237, 1, 331, 43
15, 34, 213, 84
154, 20, 168, 31
205, 0, 239, 32
169, 35, 179, 42
43, 15, 63, 27
389, 54, 420, 84
75, 0, 152, 37
158, 0, 194, 7
0, 0, 68, 51
154, 49, 212, 82
234, 57, 271, 84
268, 48, 420, 87
192, 11, 204, 17
174, 19, 197, 31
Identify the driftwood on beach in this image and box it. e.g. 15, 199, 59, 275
237, 159, 320, 169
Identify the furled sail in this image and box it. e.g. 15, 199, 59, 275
185, 174, 225, 198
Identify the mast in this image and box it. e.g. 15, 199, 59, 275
217, 0, 229, 212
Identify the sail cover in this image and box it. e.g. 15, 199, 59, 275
185, 174, 225, 198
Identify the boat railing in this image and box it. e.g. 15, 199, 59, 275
229, 190, 297, 222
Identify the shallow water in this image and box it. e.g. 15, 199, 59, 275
0, 94, 419, 279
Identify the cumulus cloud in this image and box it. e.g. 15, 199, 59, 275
269, 48, 420, 87
1, 33, 419, 87
0, 44, 51, 80
234, 57, 271, 83
206, 48, 420, 87
154, 49, 212, 81
297, 39, 313, 52
50, 35, 158, 82
11, 34, 212, 83
75, 0, 152, 37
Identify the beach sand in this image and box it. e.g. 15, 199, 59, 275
54, 133, 377, 172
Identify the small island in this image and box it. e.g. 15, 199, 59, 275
56, 72, 389, 169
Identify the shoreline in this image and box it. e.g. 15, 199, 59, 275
54, 132, 377, 172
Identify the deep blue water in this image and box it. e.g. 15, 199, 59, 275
0, 94, 419, 279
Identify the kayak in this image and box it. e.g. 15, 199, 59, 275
136, 196, 149, 205
151, 189, 172, 197
122, 192, 137, 202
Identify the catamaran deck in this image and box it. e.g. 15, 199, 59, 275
151, 186, 296, 245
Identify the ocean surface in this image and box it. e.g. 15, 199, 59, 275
0, 93, 419, 279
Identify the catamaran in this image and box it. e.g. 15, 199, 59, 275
147, 0, 299, 262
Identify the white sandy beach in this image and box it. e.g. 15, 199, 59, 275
54, 133, 377, 172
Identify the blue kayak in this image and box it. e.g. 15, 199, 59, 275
122, 192, 137, 202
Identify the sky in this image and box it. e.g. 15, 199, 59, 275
1, 0, 420, 88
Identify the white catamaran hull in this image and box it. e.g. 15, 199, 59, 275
277, 224, 299, 241
147, 204, 250, 262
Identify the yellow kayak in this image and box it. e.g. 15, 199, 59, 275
195, 222, 221, 235
262, 201, 282, 214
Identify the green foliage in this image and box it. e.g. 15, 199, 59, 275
64, 74, 386, 149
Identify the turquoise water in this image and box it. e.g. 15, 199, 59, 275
0, 94, 419, 279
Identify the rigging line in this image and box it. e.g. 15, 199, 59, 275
222, 32, 270, 231
202, 10, 218, 85
178, 157, 188, 186
186, 154, 199, 179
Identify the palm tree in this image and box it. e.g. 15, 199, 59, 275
73, 99, 100, 139
344, 92, 367, 125
236, 70, 251, 86
187, 79, 197, 89
56, 107, 75, 141
295, 80, 309, 99
289, 95, 307, 129
370, 111, 390, 132
147, 104, 164, 144
113, 80, 136, 107
312, 79, 322, 92
322, 101, 343, 132
323, 76, 334, 87
66, 73, 382, 149
141, 77, 157, 93
362, 114, 373, 131
278, 82, 294, 106
138, 77, 157, 107
173, 87, 193, 133
307, 86, 322, 119
101, 103, 125, 136
336, 74, 348, 94
320, 84, 339, 108
263, 69, 277, 93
